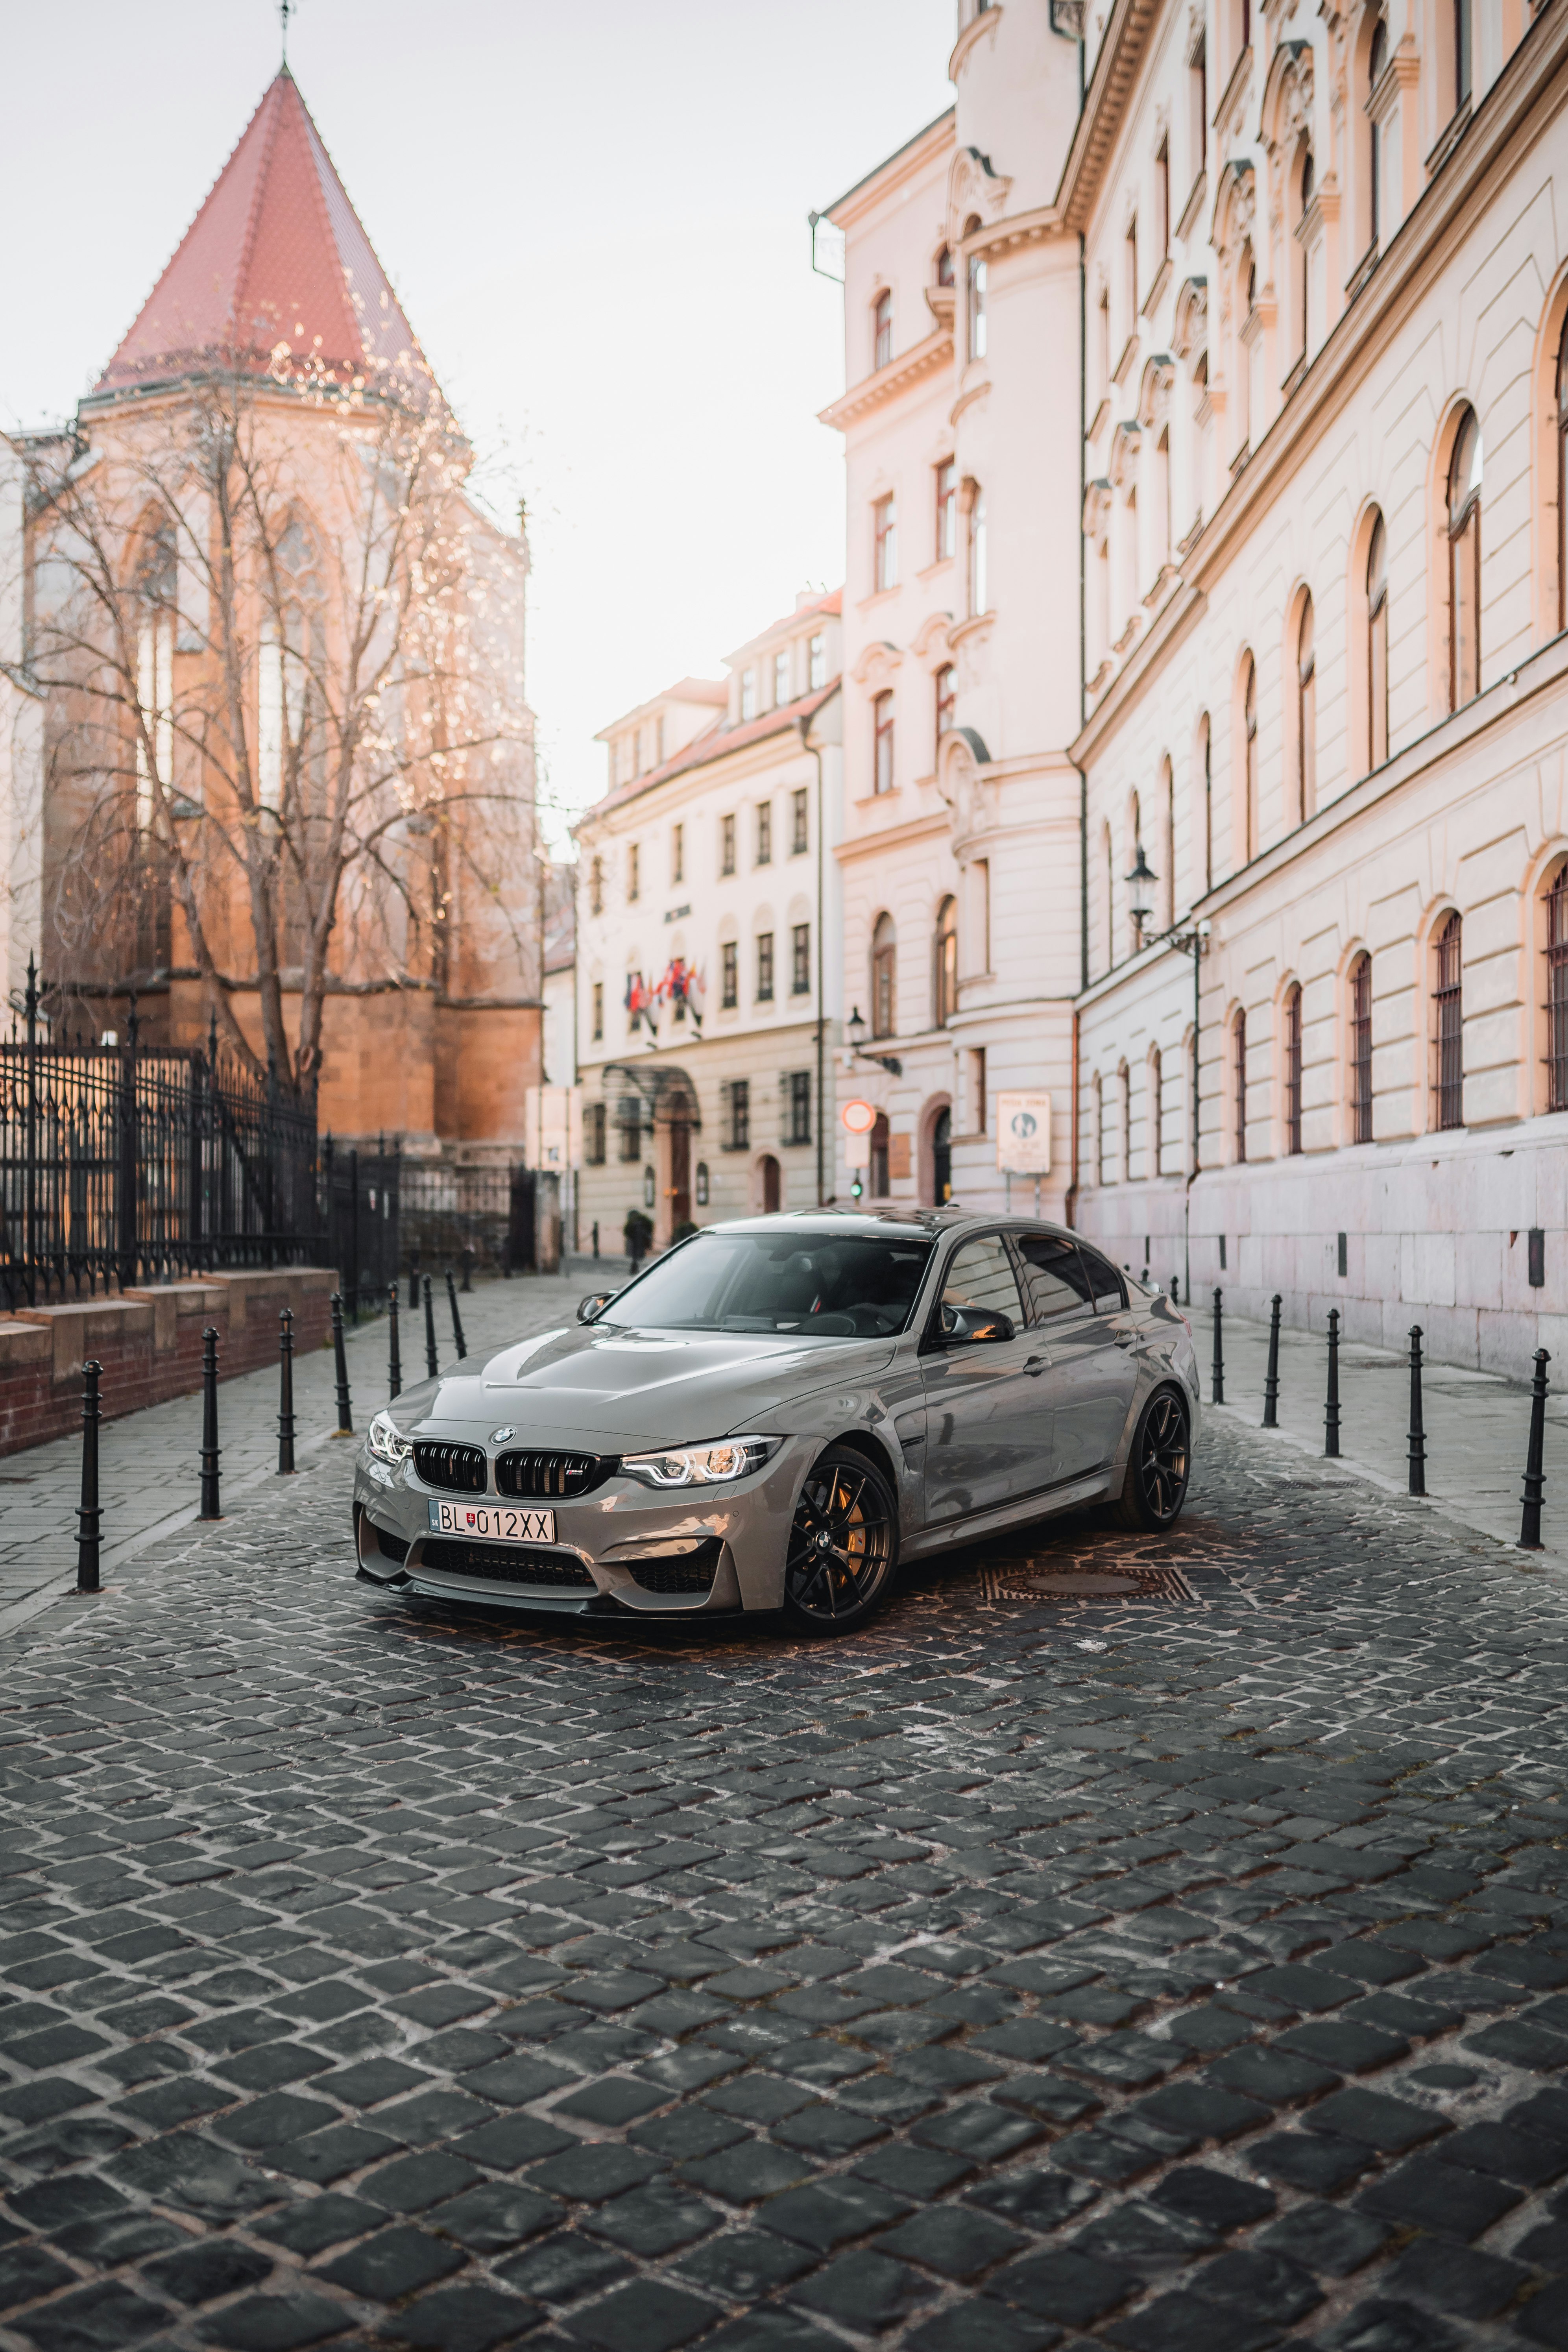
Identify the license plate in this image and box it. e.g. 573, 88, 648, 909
427, 1500, 556, 1543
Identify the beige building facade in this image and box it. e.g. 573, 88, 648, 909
574, 594, 843, 1255
1068, 1, 1568, 1371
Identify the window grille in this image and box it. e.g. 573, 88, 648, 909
1284, 987, 1302, 1155
1548, 867, 1568, 1113
1433, 913, 1463, 1130
1234, 1012, 1247, 1162
1350, 955, 1373, 1143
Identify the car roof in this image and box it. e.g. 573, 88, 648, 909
700, 1208, 1079, 1245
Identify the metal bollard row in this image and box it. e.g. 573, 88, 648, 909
1211, 1287, 1224, 1406
423, 1275, 438, 1379
447, 1268, 467, 1362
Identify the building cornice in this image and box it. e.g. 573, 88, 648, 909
834, 810, 952, 863
967, 201, 1067, 261
818, 329, 954, 432
1055, 0, 1162, 235
1072, 1, 1568, 760
823, 110, 956, 232
948, 2, 1004, 85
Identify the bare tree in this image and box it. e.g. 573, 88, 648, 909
23, 355, 533, 1099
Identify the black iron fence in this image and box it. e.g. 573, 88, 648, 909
2, 985, 321, 1312
321, 1141, 401, 1323
401, 1163, 516, 1277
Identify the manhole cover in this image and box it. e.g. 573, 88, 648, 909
977, 1564, 1197, 1605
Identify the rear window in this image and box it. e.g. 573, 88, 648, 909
600, 1230, 934, 1338
1077, 1244, 1128, 1313
1015, 1233, 1093, 1323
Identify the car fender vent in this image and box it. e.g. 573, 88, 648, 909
413, 1442, 487, 1494
627, 1539, 722, 1595
495, 1449, 614, 1499
372, 1526, 410, 1563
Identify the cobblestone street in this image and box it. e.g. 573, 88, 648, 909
7, 1328, 1568, 2349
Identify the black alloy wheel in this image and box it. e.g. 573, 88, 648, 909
1113, 1386, 1191, 1530
784, 1446, 898, 1633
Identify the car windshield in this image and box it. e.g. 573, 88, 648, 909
598, 1230, 934, 1338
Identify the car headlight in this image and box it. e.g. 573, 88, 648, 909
620, 1436, 781, 1489
367, 1410, 413, 1467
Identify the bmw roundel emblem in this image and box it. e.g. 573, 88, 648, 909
489, 1427, 516, 1445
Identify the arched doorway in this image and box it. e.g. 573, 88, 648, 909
931, 1107, 952, 1204
759, 1155, 781, 1213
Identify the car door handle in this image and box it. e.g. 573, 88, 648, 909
1023, 1355, 1048, 1376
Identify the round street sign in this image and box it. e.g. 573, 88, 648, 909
842, 1098, 877, 1135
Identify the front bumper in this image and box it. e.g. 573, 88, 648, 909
353, 1441, 808, 1615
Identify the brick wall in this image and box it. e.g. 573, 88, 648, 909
0, 1269, 337, 1455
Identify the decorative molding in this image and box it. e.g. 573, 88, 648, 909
851, 639, 904, 688
948, 2, 1004, 82
948, 144, 1014, 249
817, 326, 954, 432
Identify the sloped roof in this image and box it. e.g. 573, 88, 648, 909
580, 680, 841, 826
97, 69, 428, 396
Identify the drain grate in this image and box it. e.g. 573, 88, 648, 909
977, 1562, 1198, 1605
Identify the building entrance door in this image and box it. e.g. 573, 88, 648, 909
669, 1121, 691, 1228
760, 1154, 781, 1212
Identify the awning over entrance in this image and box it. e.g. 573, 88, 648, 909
595, 1062, 702, 1129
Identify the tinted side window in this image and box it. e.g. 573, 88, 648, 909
1014, 1233, 1093, 1323
1077, 1245, 1128, 1312
940, 1234, 1025, 1322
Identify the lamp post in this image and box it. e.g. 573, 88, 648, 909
1125, 843, 1157, 952
846, 1005, 903, 1079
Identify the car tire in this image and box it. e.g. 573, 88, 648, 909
783, 1445, 899, 1635
1111, 1386, 1191, 1531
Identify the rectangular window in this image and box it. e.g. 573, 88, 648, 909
1434, 916, 1463, 1130
757, 932, 774, 1001
618, 1100, 641, 1162
755, 803, 772, 865
873, 494, 898, 592
873, 289, 893, 371
591, 981, 604, 1042
1548, 868, 1568, 1114
721, 940, 738, 1009
720, 813, 735, 876
936, 460, 957, 560
1234, 1011, 1247, 1162
873, 691, 895, 794
792, 923, 810, 995
1189, 36, 1207, 188
1351, 957, 1373, 1143
966, 252, 988, 360
671, 822, 683, 884
1156, 139, 1170, 259
731, 1079, 750, 1151
935, 663, 956, 740
967, 1045, 987, 1134
627, 843, 639, 902
740, 669, 757, 721
589, 855, 603, 915
774, 648, 791, 706
808, 632, 826, 690
788, 1070, 812, 1146
585, 1103, 606, 1164
791, 787, 808, 854
1285, 988, 1302, 1155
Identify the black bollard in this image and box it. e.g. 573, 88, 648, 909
1407, 1325, 1427, 1497
423, 1275, 438, 1379
447, 1269, 467, 1361
199, 1326, 222, 1519
1170, 1273, 1180, 1307
277, 1306, 296, 1474
592, 1220, 600, 1260
388, 1282, 402, 1401
1324, 1307, 1341, 1458
1519, 1347, 1551, 1551
331, 1291, 353, 1435
461, 1246, 474, 1295
1263, 1294, 1282, 1429
408, 1248, 420, 1311
1211, 1287, 1225, 1406
76, 1359, 103, 1593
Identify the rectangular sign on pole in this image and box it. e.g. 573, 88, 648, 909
996, 1092, 1052, 1175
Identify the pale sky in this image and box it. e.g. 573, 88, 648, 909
0, 0, 955, 851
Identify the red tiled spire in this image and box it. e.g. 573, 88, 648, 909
97, 70, 428, 395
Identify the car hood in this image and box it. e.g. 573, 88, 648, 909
399, 1321, 898, 1446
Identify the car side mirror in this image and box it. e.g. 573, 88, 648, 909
939, 1304, 1016, 1346
578, 1291, 617, 1324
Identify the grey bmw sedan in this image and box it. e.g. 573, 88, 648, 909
353, 1209, 1201, 1634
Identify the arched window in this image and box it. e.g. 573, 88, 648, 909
1447, 407, 1482, 710
1350, 952, 1373, 1142
1367, 513, 1389, 770
1155, 428, 1171, 573
873, 691, 895, 794
1149, 1046, 1164, 1178
1119, 1066, 1132, 1184
873, 289, 893, 371
934, 896, 958, 1027
1284, 985, 1303, 1154
1233, 1010, 1248, 1161
1433, 913, 1463, 1130
1368, 14, 1388, 249
969, 488, 988, 615
135, 524, 176, 831
871, 913, 897, 1038
1297, 144, 1315, 360
935, 663, 956, 741
1558, 320, 1568, 634
1296, 593, 1316, 823
1240, 654, 1259, 861
259, 517, 319, 820
1546, 863, 1568, 1113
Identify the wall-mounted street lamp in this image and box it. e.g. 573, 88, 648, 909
1125, 843, 1157, 949
846, 1005, 903, 1078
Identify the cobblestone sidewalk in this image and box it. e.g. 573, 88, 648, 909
6, 1408, 1568, 2347
0, 1277, 587, 1634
